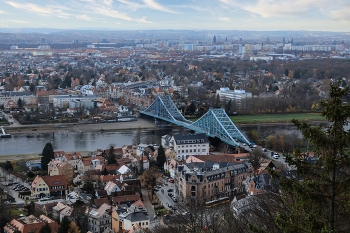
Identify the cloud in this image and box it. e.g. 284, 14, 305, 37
138, 17, 152, 24
117, 0, 143, 11
7, 19, 30, 24
94, 8, 151, 23
143, 0, 179, 13
5, 1, 70, 18
103, 0, 114, 6
220, 0, 328, 18
219, 17, 231, 22
0, 10, 5, 14
76, 14, 94, 21
331, 7, 350, 22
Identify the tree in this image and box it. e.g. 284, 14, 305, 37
101, 167, 109, 175
41, 143, 54, 172
29, 83, 36, 92
249, 148, 266, 171
58, 216, 70, 233
274, 82, 350, 232
156, 145, 166, 169
4, 161, 13, 172
17, 98, 23, 109
107, 145, 117, 165
140, 167, 157, 189
39, 222, 51, 233
68, 221, 81, 233
76, 103, 86, 120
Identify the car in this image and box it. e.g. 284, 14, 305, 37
168, 193, 173, 197
167, 203, 174, 209
172, 197, 178, 202
273, 154, 279, 159
153, 188, 159, 192
15, 188, 21, 191
164, 183, 168, 186
262, 148, 267, 152
161, 189, 164, 193
167, 189, 173, 192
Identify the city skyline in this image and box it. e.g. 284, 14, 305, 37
0, 0, 349, 32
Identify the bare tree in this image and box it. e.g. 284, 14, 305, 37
249, 148, 268, 171
76, 103, 86, 120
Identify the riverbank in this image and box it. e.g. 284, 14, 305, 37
3, 118, 157, 135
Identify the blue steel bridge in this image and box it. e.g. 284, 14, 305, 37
140, 95, 250, 147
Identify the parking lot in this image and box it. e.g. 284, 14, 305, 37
0, 167, 28, 204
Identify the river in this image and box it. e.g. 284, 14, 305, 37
0, 128, 186, 155
0, 122, 329, 156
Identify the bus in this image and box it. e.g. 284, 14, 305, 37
205, 197, 230, 208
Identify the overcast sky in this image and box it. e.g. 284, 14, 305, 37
0, 0, 349, 31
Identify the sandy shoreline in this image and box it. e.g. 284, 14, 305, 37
3, 118, 158, 135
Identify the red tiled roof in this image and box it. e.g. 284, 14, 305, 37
41, 175, 67, 188
112, 194, 140, 205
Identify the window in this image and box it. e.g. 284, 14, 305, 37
194, 149, 196, 152
202, 149, 206, 152
186, 150, 188, 153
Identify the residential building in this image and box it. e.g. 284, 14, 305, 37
216, 88, 252, 109
52, 202, 68, 221
48, 159, 74, 183
175, 162, 251, 201
3, 215, 58, 233
170, 133, 210, 156
87, 203, 115, 233
52, 95, 96, 108
31, 175, 68, 198
111, 202, 150, 232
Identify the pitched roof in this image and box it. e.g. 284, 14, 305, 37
94, 197, 109, 208
112, 194, 140, 205
41, 175, 67, 187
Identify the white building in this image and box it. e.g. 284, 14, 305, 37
87, 203, 114, 233
170, 133, 210, 157
53, 95, 96, 108
216, 88, 252, 109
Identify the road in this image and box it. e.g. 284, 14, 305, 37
0, 166, 28, 205
154, 176, 184, 213
241, 143, 294, 170
0, 110, 20, 127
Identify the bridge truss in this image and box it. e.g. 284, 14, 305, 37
141, 95, 250, 147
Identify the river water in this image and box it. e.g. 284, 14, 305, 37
0, 122, 328, 156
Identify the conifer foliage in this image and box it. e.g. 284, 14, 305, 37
275, 82, 350, 232
41, 142, 54, 172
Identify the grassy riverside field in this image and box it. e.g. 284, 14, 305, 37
229, 113, 326, 124
189, 113, 326, 124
